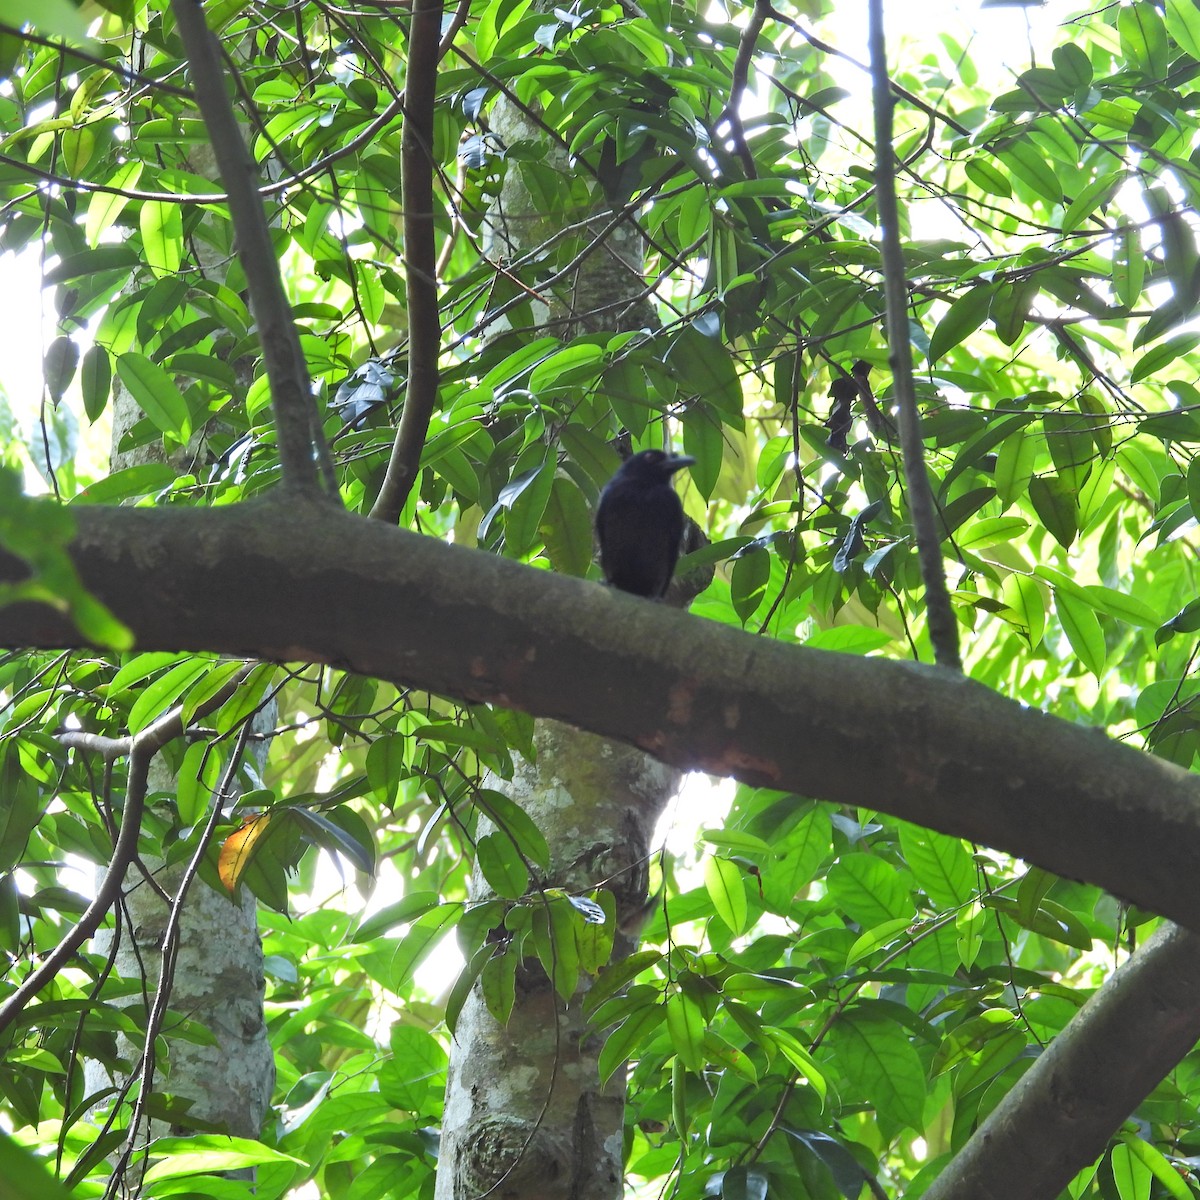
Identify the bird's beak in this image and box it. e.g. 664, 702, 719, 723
666, 455, 696, 474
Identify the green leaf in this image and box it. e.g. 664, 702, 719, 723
390, 904, 461, 990
1120, 3, 1169, 78
445, 943, 494, 1036
826, 854, 915, 928
964, 159, 1010, 200
1165, 0, 1200, 61
179, 659, 255, 727
85, 161, 144, 247
128, 656, 216, 733
704, 855, 748, 935
1028, 476, 1078, 548
1110, 1140, 1152, 1200
366, 733, 409, 803
140, 200, 183, 279
682, 405, 722, 500
827, 1012, 924, 1129
730, 548, 770, 624
528, 343, 604, 391
475, 788, 551, 870
598, 1003, 661, 1086
560, 424, 620, 490
702, 1030, 758, 1083
955, 516, 1029, 551
898, 823, 974, 908
994, 426, 1038, 506
476, 832, 530, 899
1001, 572, 1046, 648
505, 462, 556, 556
45, 246, 141, 283
1081, 584, 1159, 628
1053, 588, 1106, 676
540, 475, 594, 578
0, 748, 42, 875
1052, 43, 1092, 88
142, 1136, 303, 1182
116, 352, 193, 441
1131, 333, 1200, 384
43, 336, 79, 403
80, 344, 112, 423
998, 141, 1063, 205
585, 949, 662, 1016
73, 463, 177, 504
576, 891, 615, 974
665, 991, 705, 1072
3, 0, 91, 41
1116, 1135, 1192, 1200
666, 326, 742, 419
480, 945, 518, 1026
989, 276, 1040, 345
929, 285, 993, 363
846, 917, 914, 965
177, 740, 224, 826
355, 891, 442, 943
1043, 412, 1094, 492
763, 1026, 826, 1099
1062, 171, 1122, 234
110, 651, 189, 694
0, 1130, 91, 1200
533, 898, 580, 1000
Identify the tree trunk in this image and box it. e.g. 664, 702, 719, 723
437, 74, 675, 1197
438, 723, 677, 1200
85, 138, 275, 1173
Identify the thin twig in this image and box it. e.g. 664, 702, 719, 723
867, 0, 961, 672
171, 0, 339, 500
369, 0, 446, 523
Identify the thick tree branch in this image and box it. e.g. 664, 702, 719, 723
171, 0, 338, 500
4, 500, 1200, 931
922, 922, 1200, 1200
867, 0, 960, 671
370, 0, 445, 523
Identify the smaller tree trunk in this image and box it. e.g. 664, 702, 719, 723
436, 721, 679, 1200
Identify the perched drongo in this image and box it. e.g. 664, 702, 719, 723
595, 449, 695, 598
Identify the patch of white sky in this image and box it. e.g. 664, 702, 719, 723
0, 1, 1096, 992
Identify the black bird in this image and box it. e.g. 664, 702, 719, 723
595, 449, 695, 598
825, 376, 856, 453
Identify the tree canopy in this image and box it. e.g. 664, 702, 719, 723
4, 0, 1200, 1197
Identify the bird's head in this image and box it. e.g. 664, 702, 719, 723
618, 449, 696, 481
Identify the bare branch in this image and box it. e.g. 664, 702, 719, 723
370, 0, 445, 523
170, 0, 339, 500
867, 0, 961, 671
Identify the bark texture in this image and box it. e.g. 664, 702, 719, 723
438, 74, 670, 1197
86, 131, 275, 1161
437, 723, 677, 1200
4, 499, 1200, 933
